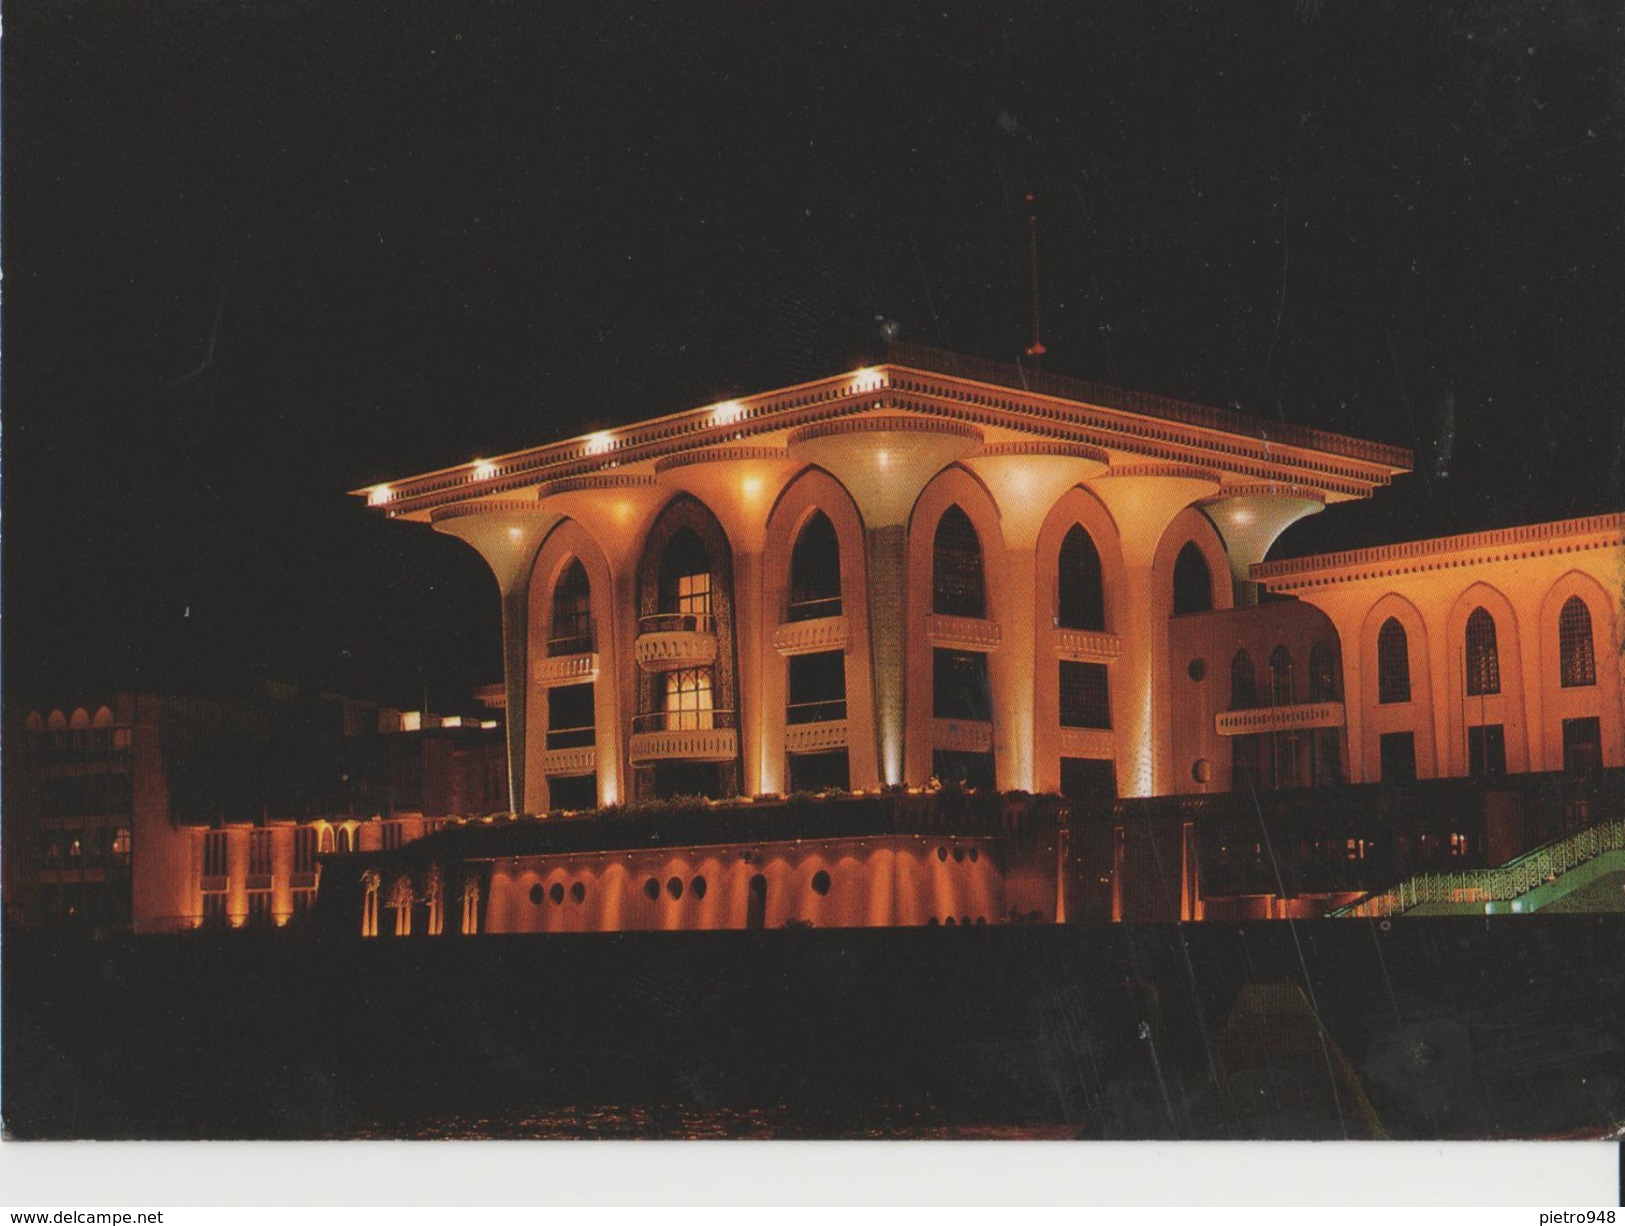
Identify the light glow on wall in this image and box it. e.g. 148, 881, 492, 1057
849, 367, 884, 394
710, 400, 746, 427
473, 460, 498, 481
367, 485, 392, 506
585, 431, 615, 456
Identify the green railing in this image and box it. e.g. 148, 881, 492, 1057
1331, 820, 1625, 918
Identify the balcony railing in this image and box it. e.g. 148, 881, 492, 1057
632, 708, 737, 734
1052, 628, 1121, 663
532, 652, 599, 687
639, 612, 713, 635
546, 622, 595, 657
926, 614, 1002, 651
787, 595, 842, 623
545, 724, 596, 750
786, 719, 849, 754
773, 615, 848, 656
932, 718, 993, 754
787, 698, 847, 726
1216, 702, 1345, 737
634, 614, 718, 672
541, 745, 598, 777
629, 709, 739, 763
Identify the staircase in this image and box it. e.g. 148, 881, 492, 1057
1330, 820, 1625, 918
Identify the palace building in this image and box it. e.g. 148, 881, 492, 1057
343, 343, 1624, 933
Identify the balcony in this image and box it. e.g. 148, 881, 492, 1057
533, 652, 599, 687
629, 709, 738, 763
1052, 628, 1121, 663
932, 718, 993, 754
926, 614, 1001, 651
634, 613, 718, 672
773, 615, 848, 656
1215, 701, 1345, 738
541, 745, 598, 777
786, 719, 849, 754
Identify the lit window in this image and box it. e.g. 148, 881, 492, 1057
676, 572, 711, 618
663, 668, 715, 730
203, 831, 228, 878
1464, 607, 1500, 696
1558, 597, 1596, 688
293, 827, 317, 874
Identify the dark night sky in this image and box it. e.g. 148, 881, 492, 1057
5, 1, 1622, 710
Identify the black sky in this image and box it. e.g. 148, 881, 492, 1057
5, 1, 1622, 709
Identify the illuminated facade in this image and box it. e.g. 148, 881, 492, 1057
350, 344, 1624, 931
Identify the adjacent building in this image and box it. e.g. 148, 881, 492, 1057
3, 684, 505, 933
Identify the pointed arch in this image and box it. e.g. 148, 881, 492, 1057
1538, 570, 1623, 772
761, 466, 879, 793
527, 516, 624, 813
1359, 593, 1436, 781
789, 510, 842, 621
1308, 640, 1339, 702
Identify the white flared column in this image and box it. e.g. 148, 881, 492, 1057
1200, 485, 1325, 607
432, 502, 560, 814
1088, 467, 1220, 797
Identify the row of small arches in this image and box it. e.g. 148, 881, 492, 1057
24, 706, 115, 732
1375, 596, 1596, 705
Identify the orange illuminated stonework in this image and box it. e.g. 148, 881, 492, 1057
350, 344, 1623, 931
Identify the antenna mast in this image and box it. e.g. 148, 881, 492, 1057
1024, 193, 1047, 361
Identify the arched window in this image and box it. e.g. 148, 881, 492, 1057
550, 559, 593, 655
1172, 542, 1213, 615
1230, 651, 1257, 711
788, 512, 841, 622
1308, 641, 1339, 702
1057, 525, 1106, 631
1269, 645, 1294, 707
1464, 606, 1500, 696
658, 528, 711, 621
932, 505, 985, 618
1558, 596, 1596, 688
1377, 618, 1411, 705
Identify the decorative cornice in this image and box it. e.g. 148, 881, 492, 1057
654, 446, 791, 474
972, 440, 1111, 465
1096, 463, 1222, 485
538, 473, 658, 499
1254, 513, 1625, 591
788, 414, 983, 447
428, 499, 552, 524
1203, 483, 1326, 504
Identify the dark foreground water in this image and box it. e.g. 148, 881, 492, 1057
5, 919, 1622, 1140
